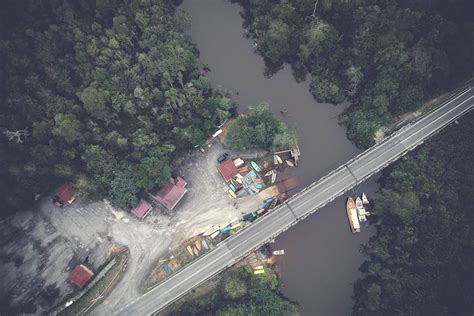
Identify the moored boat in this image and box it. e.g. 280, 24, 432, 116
265, 170, 273, 176
346, 197, 361, 233
271, 171, 277, 183
273, 249, 285, 256
273, 154, 283, 164
210, 230, 220, 239
285, 159, 295, 167
356, 197, 364, 211
359, 194, 370, 222
251, 161, 261, 172
187, 245, 194, 256
195, 240, 202, 251
362, 193, 369, 205
228, 189, 237, 199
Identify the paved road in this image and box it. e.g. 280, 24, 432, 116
115, 87, 473, 315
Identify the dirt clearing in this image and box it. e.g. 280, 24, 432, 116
0, 141, 263, 315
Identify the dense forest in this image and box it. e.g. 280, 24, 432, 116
353, 111, 474, 315
0, 0, 235, 215
225, 103, 297, 150
176, 265, 301, 315
235, 0, 473, 147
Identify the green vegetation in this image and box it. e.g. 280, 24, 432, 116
353, 112, 474, 315
176, 265, 301, 315
237, 0, 473, 147
59, 250, 129, 316
225, 103, 296, 150
0, 0, 234, 215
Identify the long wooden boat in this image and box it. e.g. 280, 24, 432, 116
271, 171, 277, 183
251, 161, 261, 172
195, 240, 202, 251
346, 197, 361, 233
187, 246, 194, 256
273, 155, 283, 164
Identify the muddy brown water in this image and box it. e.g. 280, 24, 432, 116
182, 1, 376, 315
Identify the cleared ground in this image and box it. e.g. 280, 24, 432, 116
0, 141, 263, 314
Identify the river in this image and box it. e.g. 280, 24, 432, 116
182, 1, 376, 314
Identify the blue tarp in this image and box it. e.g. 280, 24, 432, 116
258, 199, 272, 209
246, 170, 256, 179
162, 263, 170, 274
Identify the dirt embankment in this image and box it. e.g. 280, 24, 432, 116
374, 83, 473, 143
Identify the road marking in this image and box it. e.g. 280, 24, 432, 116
288, 93, 474, 215
116, 247, 236, 314
116, 87, 474, 315
290, 171, 354, 212
395, 88, 472, 139
400, 96, 473, 145
349, 95, 473, 175
290, 88, 472, 205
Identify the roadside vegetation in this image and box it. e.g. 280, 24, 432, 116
59, 249, 129, 316
225, 103, 297, 150
0, 0, 234, 216
352, 112, 474, 315
235, 0, 473, 147
174, 265, 301, 315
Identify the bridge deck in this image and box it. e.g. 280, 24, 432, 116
115, 87, 473, 315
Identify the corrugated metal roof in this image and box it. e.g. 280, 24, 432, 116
218, 160, 238, 180
153, 177, 188, 210
131, 199, 152, 218
68, 264, 94, 289
56, 183, 74, 203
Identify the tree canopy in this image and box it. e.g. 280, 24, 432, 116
225, 103, 297, 151
177, 265, 301, 315
0, 0, 234, 215
352, 112, 474, 315
237, 0, 473, 147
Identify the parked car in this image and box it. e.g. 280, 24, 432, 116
217, 152, 229, 163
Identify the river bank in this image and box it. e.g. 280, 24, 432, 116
181, 1, 375, 314
162, 249, 301, 315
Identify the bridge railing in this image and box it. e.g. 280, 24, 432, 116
227, 86, 474, 263
289, 86, 473, 202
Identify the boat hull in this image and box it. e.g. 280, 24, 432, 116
346, 197, 360, 233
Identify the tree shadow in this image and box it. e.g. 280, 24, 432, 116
290, 60, 308, 83
263, 59, 284, 78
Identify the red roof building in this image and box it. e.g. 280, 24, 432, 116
218, 160, 239, 181
131, 199, 153, 219
54, 182, 75, 207
153, 177, 188, 210
68, 264, 94, 289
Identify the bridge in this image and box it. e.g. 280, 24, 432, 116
115, 86, 473, 315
